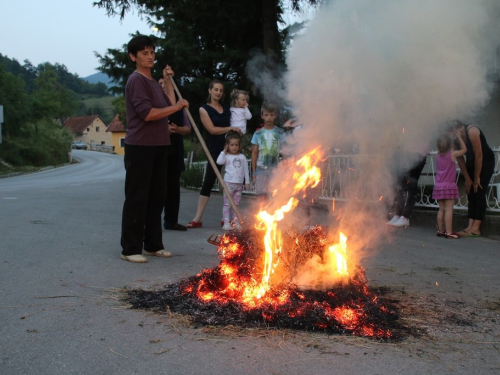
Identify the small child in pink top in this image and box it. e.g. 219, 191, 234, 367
432, 131, 467, 238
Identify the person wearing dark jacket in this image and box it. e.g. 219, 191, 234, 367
158, 76, 191, 231
453, 120, 495, 237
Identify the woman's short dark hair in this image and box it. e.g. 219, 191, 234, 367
127, 35, 155, 57
451, 119, 468, 130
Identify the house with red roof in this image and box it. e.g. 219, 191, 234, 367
106, 114, 126, 156
63, 115, 111, 148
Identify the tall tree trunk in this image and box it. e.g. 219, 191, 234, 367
262, 0, 281, 59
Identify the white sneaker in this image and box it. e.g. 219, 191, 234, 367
234, 223, 243, 230
120, 254, 147, 263
386, 215, 400, 226
222, 223, 232, 231
392, 216, 409, 227
143, 249, 172, 258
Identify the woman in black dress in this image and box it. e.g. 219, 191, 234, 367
187, 80, 242, 228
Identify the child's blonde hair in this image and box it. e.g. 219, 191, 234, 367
437, 134, 452, 154
230, 89, 249, 107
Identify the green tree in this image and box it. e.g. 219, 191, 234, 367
0, 64, 30, 138
93, 0, 318, 133
30, 64, 78, 132
94, 1, 319, 58
94, 45, 133, 96
88, 82, 108, 96
85, 102, 105, 117
1, 54, 110, 97
112, 95, 127, 127
0, 63, 73, 168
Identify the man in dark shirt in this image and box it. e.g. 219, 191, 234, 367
158, 76, 191, 231
120, 35, 189, 263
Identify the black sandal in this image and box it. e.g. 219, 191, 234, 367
164, 222, 188, 231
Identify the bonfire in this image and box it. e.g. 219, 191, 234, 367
126, 148, 408, 340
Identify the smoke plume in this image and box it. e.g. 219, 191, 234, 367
282, 0, 500, 286
245, 50, 288, 107
246, 0, 500, 289
286, 0, 500, 152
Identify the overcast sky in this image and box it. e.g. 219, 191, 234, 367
0, 0, 314, 78
0, 0, 152, 78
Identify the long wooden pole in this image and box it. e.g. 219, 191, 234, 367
168, 76, 243, 224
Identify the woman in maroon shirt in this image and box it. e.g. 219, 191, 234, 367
120, 35, 188, 263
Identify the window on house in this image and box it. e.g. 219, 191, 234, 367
87, 128, 90, 132
96, 126, 100, 132
101, 141, 105, 145
120, 138, 125, 147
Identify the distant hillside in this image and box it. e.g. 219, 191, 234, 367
83, 72, 115, 88
82, 96, 116, 124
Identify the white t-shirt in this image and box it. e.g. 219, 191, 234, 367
250, 126, 286, 169
230, 107, 252, 134
216, 153, 250, 184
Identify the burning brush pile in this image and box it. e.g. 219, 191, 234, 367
125, 148, 409, 340
127, 226, 407, 340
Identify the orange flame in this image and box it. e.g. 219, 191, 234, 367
253, 147, 324, 297
328, 232, 349, 276
197, 147, 356, 306
176, 141, 398, 338
292, 147, 323, 195
255, 197, 298, 298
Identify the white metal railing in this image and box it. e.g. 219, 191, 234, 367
414, 148, 500, 211
319, 148, 500, 212
186, 147, 500, 212
186, 160, 254, 193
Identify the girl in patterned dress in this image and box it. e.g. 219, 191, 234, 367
432, 131, 467, 238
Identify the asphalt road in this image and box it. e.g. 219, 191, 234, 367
0, 150, 498, 375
